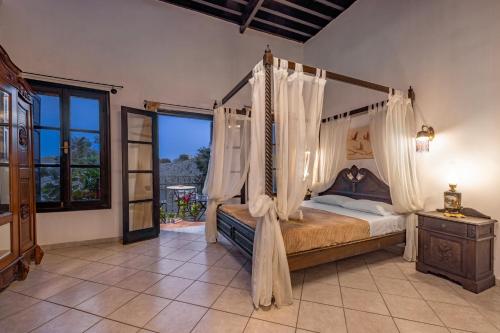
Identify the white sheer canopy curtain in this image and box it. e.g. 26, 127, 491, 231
369, 104, 389, 184
248, 61, 292, 308
384, 90, 424, 261
274, 59, 326, 221
311, 116, 351, 194
202, 107, 250, 243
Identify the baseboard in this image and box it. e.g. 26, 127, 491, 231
41, 236, 122, 250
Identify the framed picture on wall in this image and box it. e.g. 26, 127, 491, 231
347, 126, 373, 160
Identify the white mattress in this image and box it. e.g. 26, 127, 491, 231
300, 200, 406, 237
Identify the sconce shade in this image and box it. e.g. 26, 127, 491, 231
416, 125, 434, 152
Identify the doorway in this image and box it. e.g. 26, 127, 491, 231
158, 112, 212, 232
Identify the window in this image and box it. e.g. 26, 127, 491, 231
30, 81, 111, 212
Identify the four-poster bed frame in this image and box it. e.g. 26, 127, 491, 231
216, 47, 410, 270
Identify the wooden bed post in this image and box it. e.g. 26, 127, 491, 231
263, 46, 274, 197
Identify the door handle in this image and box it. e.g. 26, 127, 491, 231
61, 141, 69, 154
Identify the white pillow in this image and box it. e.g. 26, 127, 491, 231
341, 199, 395, 216
311, 195, 354, 207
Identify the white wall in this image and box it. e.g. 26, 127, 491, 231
305, 0, 500, 276
0, 0, 302, 245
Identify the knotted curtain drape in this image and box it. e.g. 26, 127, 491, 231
372, 91, 423, 261
203, 107, 250, 243
248, 61, 292, 307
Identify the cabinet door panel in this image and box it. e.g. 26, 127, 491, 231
423, 231, 466, 277
19, 168, 34, 252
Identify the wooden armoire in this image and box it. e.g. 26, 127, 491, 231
0, 44, 43, 290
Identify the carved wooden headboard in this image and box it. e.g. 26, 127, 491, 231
319, 165, 392, 204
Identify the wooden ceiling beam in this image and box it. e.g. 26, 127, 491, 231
240, 0, 265, 33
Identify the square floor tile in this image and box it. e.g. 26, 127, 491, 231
394, 318, 449, 333
291, 270, 304, 300
192, 309, 248, 333
165, 249, 199, 261
252, 301, 300, 327
341, 287, 390, 315
297, 300, 347, 333
212, 287, 254, 316
214, 254, 247, 270
144, 275, 193, 299
189, 251, 226, 266
89, 266, 138, 285
116, 271, 164, 292
182, 241, 209, 251
8, 270, 58, 292
0, 290, 39, 320
170, 262, 209, 280
161, 239, 192, 248
412, 281, 469, 306
198, 266, 238, 285
0, 301, 68, 333
244, 319, 295, 333
75, 286, 138, 316
20, 276, 82, 300
85, 319, 140, 333
374, 276, 421, 298
428, 301, 499, 332
142, 246, 177, 258
383, 294, 442, 325
98, 252, 138, 266
304, 261, 339, 285
142, 258, 184, 274
47, 281, 108, 307
120, 255, 159, 269
108, 294, 170, 327
47, 258, 91, 275
301, 281, 342, 306
176, 281, 224, 307
344, 308, 398, 333
338, 271, 378, 291
64, 262, 114, 280
144, 301, 207, 333
31, 309, 100, 333
230, 267, 252, 290
368, 262, 407, 280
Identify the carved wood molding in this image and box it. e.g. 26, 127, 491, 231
320, 165, 392, 204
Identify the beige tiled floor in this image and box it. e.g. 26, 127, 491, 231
1, 228, 500, 333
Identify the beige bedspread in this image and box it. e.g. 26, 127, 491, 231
219, 204, 370, 254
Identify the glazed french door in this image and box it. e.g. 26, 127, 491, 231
121, 107, 159, 244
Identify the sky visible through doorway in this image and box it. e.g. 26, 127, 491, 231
158, 115, 212, 160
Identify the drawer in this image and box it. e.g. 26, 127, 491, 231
420, 217, 467, 237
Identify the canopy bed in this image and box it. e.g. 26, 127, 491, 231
203, 47, 422, 308
217, 165, 406, 271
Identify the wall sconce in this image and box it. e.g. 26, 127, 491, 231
416, 125, 435, 152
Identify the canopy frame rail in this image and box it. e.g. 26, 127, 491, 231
218, 46, 416, 197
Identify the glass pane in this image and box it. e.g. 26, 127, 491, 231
128, 173, 152, 201
0, 166, 9, 213
129, 201, 152, 231
35, 167, 60, 202
128, 113, 152, 142
0, 91, 8, 123
34, 129, 60, 164
70, 96, 99, 130
34, 93, 60, 127
71, 131, 100, 165
0, 126, 8, 163
0, 222, 11, 260
71, 168, 100, 201
128, 143, 152, 171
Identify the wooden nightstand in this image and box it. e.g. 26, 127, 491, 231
416, 211, 496, 293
